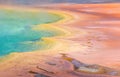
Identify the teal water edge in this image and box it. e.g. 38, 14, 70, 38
0, 9, 62, 56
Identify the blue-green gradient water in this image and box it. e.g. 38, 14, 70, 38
0, 8, 62, 56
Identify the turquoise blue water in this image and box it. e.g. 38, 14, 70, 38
0, 9, 62, 56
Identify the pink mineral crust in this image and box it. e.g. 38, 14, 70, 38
47, 3, 120, 68
0, 3, 120, 77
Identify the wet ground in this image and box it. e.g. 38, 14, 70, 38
0, 2, 120, 77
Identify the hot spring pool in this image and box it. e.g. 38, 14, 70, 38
0, 8, 63, 56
